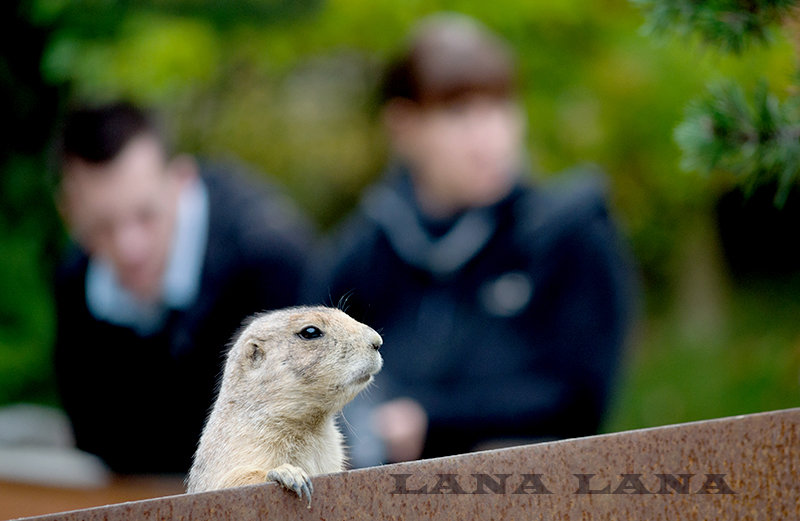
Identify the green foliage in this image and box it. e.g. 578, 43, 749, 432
607, 275, 800, 431
635, 0, 800, 206
675, 80, 800, 205
43, 14, 223, 103
634, 0, 797, 53
1, 0, 64, 406
0, 155, 62, 406
610, 0, 800, 430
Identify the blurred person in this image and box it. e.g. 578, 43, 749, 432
306, 14, 637, 466
53, 102, 312, 474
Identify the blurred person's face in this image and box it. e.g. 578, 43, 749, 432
59, 135, 194, 301
387, 95, 525, 217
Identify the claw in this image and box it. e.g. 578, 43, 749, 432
267, 464, 314, 509
300, 481, 312, 509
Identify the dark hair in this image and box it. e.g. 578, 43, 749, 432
56, 101, 166, 170
380, 14, 516, 107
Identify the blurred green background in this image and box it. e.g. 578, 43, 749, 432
1, 0, 798, 432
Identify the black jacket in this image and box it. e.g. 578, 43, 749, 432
54, 163, 312, 474
306, 165, 636, 462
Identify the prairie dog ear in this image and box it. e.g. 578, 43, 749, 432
248, 342, 265, 367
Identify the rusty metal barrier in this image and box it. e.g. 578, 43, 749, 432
14, 408, 799, 520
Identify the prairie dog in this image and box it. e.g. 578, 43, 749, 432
186, 306, 383, 505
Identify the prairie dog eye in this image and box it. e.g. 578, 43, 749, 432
297, 326, 324, 340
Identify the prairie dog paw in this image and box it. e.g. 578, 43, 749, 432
267, 463, 313, 508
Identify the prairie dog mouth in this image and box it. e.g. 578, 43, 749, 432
353, 373, 373, 385
351, 356, 382, 386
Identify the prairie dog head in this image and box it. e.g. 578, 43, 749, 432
219, 306, 383, 420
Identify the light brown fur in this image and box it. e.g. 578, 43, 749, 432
185, 306, 382, 503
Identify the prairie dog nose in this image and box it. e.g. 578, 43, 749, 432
366, 328, 383, 351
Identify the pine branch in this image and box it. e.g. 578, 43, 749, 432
675, 80, 800, 205
633, 0, 798, 53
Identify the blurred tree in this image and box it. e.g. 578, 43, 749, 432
0, 0, 66, 404
635, 0, 795, 52
602, 0, 800, 434
635, 0, 800, 284
636, 0, 800, 205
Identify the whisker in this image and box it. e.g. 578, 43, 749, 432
337, 289, 356, 313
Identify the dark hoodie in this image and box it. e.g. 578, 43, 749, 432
305, 164, 637, 465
